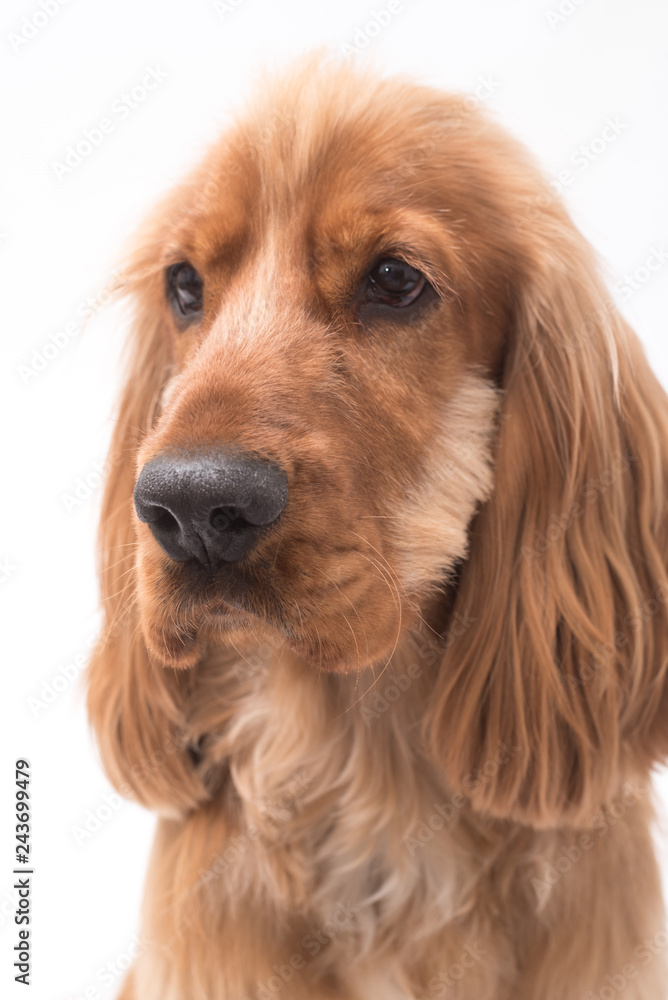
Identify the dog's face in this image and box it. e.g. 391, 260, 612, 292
94, 61, 668, 825
131, 74, 515, 670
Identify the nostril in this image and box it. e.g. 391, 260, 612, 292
210, 506, 243, 533
150, 507, 180, 534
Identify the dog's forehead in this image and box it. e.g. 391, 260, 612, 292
178, 72, 469, 265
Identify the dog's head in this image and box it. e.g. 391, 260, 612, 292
90, 60, 668, 825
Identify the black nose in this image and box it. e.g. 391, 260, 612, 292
133, 452, 288, 564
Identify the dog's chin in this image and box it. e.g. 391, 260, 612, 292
139, 596, 405, 673
136, 576, 414, 674
136, 578, 269, 668
137, 596, 266, 668
140, 615, 203, 668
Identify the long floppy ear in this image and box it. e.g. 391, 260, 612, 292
86, 256, 208, 813
427, 208, 668, 827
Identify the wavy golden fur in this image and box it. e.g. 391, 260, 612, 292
87, 58, 668, 999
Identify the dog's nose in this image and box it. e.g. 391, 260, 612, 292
133, 453, 288, 564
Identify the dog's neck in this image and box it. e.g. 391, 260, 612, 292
178, 627, 512, 959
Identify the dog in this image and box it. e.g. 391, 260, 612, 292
87, 57, 668, 999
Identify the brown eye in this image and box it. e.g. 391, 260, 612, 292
366, 257, 426, 306
166, 263, 203, 321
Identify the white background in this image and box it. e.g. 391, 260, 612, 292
1, 1, 667, 997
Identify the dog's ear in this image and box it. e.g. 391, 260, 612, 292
426, 208, 668, 827
86, 260, 208, 813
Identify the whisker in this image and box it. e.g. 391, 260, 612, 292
322, 571, 364, 666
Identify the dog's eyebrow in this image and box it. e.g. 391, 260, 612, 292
336, 239, 453, 303
371, 244, 452, 299
313, 209, 461, 301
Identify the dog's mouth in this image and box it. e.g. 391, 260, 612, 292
134, 519, 418, 673
175, 558, 295, 630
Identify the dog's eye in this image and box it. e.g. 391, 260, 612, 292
366, 258, 426, 306
166, 263, 203, 320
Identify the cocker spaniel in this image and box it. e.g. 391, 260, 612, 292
87, 58, 668, 999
